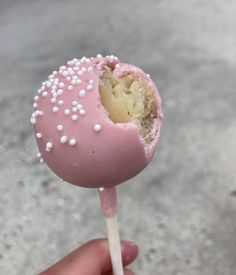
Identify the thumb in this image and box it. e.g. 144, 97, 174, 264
40, 238, 139, 275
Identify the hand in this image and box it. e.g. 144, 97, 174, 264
39, 239, 139, 275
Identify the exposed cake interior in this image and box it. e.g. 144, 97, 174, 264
99, 67, 157, 143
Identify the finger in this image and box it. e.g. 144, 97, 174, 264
40, 238, 138, 275
121, 240, 139, 266
124, 268, 135, 275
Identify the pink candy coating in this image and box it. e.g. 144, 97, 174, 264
32, 55, 163, 188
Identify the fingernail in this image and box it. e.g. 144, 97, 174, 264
124, 241, 138, 248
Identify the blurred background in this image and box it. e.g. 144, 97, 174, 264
0, 0, 236, 274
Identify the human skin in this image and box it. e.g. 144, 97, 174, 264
39, 239, 139, 275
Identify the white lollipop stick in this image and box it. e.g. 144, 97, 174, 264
99, 186, 124, 275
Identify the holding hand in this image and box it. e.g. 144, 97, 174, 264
40, 239, 139, 275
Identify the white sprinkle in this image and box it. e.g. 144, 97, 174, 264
53, 71, 57, 75
87, 66, 93, 72
76, 79, 82, 84
37, 89, 42, 94
53, 78, 59, 85
147, 74, 150, 78
85, 58, 90, 64
89, 79, 94, 84
97, 54, 102, 58
115, 64, 120, 69
46, 142, 53, 148
42, 91, 48, 97
30, 117, 36, 124
46, 82, 52, 88
60, 66, 66, 71
58, 100, 64, 105
68, 85, 73, 91
76, 104, 83, 110
36, 133, 42, 138
60, 136, 67, 144
57, 89, 64, 95
81, 67, 86, 72
87, 84, 93, 91
71, 79, 77, 85
33, 103, 38, 108
67, 60, 75, 66
64, 109, 70, 115
32, 113, 36, 118
79, 109, 86, 115
34, 95, 39, 101
69, 70, 74, 76
52, 92, 57, 98
52, 106, 59, 113
63, 71, 68, 77
59, 82, 65, 88
74, 66, 79, 71
77, 70, 83, 76
66, 76, 72, 81
37, 152, 41, 158
72, 75, 78, 80
35, 110, 43, 116
57, 124, 64, 131
46, 142, 53, 151
72, 107, 78, 112
99, 187, 104, 192
51, 98, 57, 103
69, 138, 77, 146
79, 89, 86, 97
52, 85, 57, 90
40, 158, 44, 163
94, 124, 102, 132
72, 101, 78, 106
72, 114, 79, 121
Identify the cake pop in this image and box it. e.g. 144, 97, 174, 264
31, 55, 163, 188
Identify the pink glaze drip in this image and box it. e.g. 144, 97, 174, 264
99, 187, 117, 217
31, 55, 163, 188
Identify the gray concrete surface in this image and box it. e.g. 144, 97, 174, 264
0, 0, 236, 274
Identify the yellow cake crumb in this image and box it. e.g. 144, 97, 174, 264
99, 68, 157, 143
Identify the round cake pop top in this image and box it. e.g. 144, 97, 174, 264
31, 55, 163, 188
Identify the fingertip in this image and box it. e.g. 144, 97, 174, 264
121, 240, 139, 266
